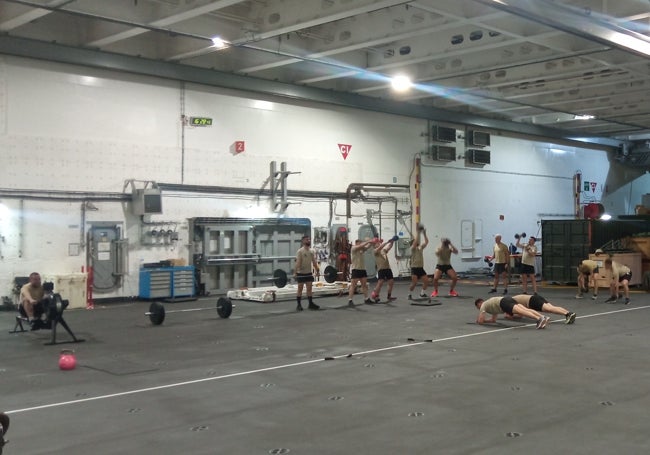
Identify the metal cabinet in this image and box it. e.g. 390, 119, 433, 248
139, 266, 195, 299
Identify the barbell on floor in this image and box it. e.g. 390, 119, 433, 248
262, 267, 341, 288
145, 297, 233, 326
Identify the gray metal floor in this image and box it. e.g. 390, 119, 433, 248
2, 282, 649, 455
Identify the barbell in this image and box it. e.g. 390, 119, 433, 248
262, 267, 341, 288
145, 297, 233, 326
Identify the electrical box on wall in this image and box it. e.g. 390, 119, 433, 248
132, 188, 162, 215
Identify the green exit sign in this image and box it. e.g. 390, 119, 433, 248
190, 117, 213, 126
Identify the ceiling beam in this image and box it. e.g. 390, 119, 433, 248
0, 34, 621, 150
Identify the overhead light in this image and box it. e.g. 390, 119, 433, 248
600, 213, 612, 221
211, 37, 227, 48
391, 75, 412, 92
550, 148, 567, 154
574, 114, 595, 120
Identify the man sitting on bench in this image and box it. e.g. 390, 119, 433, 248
19, 272, 48, 330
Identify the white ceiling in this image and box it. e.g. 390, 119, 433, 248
2, 0, 650, 141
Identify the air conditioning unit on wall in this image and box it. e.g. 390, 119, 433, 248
430, 145, 456, 161
132, 188, 163, 215
468, 130, 491, 147
467, 149, 491, 165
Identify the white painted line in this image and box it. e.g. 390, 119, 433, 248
7, 304, 650, 415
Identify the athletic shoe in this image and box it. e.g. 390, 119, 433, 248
407, 294, 413, 300
430, 290, 439, 298
591, 295, 598, 300
448, 290, 458, 297
624, 298, 630, 305
565, 312, 576, 324
364, 298, 374, 305
348, 300, 354, 307
419, 291, 427, 298
308, 302, 320, 310
387, 296, 397, 301
502, 288, 508, 295
605, 296, 617, 303
488, 288, 497, 293
536, 317, 546, 329
296, 303, 303, 311
575, 294, 584, 299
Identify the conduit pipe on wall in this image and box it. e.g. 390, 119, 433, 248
345, 183, 410, 221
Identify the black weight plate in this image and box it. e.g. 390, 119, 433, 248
324, 265, 339, 283
149, 301, 165, 325
273, 269, 288, 288
216, 297, 232, 318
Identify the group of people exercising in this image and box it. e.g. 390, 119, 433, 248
576, 249, 632, 304
293, 227, 632, 330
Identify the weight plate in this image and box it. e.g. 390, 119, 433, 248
273, 269, 288, 288
324, 265, 339, 283
148, 301, 165, 326
216, 297, 232, 318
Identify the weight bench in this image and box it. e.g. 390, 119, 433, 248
9, 283, 85, 345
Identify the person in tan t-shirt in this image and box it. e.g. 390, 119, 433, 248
294, 235, 320, 311
576, 248, 603, 300
19, 272, 45, 322
488, 234, 510, 294
431, 237, 459, 298
603, 258, 632, 304
408, 225, 430, 300
347, 238, 376, 307
370, 236, 398, 302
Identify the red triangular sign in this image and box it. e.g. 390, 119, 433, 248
338, 143, 351, 160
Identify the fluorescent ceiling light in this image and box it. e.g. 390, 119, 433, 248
574, 114, 595, 120
600, 213, 612, 221
391, 75, 412, 92
211, 37, 227, 48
